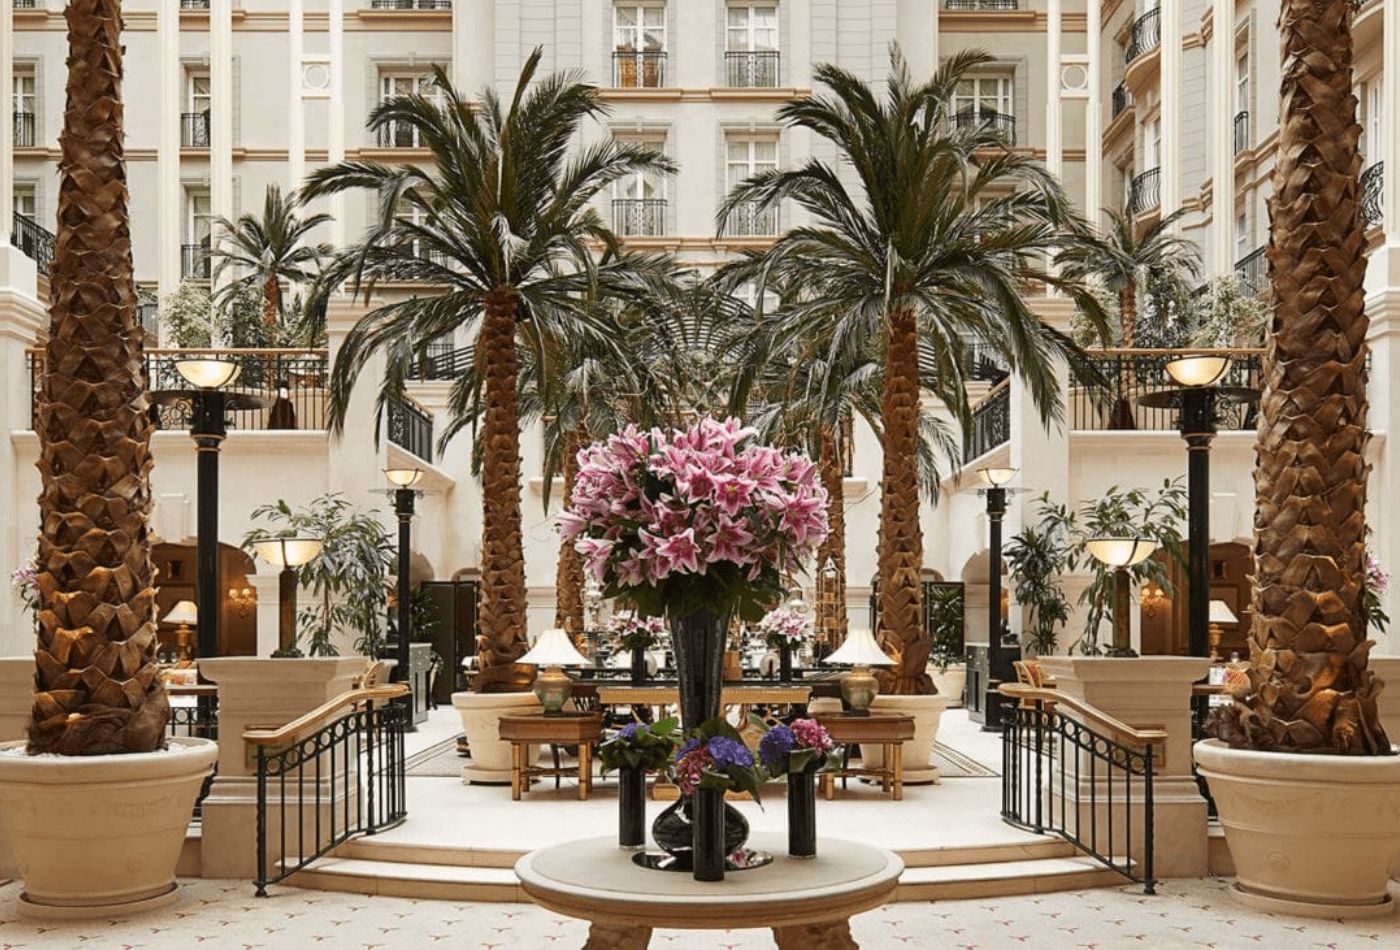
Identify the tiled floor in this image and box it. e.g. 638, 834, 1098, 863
0, 875, 1395, 948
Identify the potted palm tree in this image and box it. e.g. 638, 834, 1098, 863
1193, 0, 1400, 917
0, 0, 216, 917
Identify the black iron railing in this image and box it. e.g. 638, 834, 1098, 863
11, 213, 54, 273
1232, 111, 1249, 154
181, 0, 210, 8
168, 692, 219, 820
964, 340, 1011, 384
13, 112, 36, 148
613, 198, 667, 237
181, 112, 211, 148
1128, 167, 1160, 215
181, 244, 211, 279
1234, 246, 1266, 294
253, 699, 408, 895
613, 51, 668, 89
1111, 83, 1131, 119
386, 393, 434, 463
963, 382, 1010, 462
953, 109, 1017, 144
29, 348, 329, 431
1001, 694, 1156, 893
1190, 692, 1218, 819
13, 0, 38, 8
945, 0, 1018, 8
1362, 161, 1384, 227
724, 51, 779, 88
1126, 8, 1161, 62
1071, 349, 1262, 431
724, 200, 778, 238
370, 0, 451, 7
411, 340, 472, 380
377, 121, 422, 148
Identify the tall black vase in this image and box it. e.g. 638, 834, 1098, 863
618, 766, 646, 851
787, 759, 820, 858
779, 640, 793, 684
692, 787, 726, 882
669, 607, 729, 732
630, 646, 647, 686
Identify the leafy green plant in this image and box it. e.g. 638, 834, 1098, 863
409, 586, 440, 644
1003, 503, 1072, 656
158, 279, 266, 348
925, 584, 965, 672
243, 494, 395, 657
597, 717, 680, 773
1189, 275, 1269, 348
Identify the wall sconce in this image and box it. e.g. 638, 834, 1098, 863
228, 586, 256, 618
1141, 582, 1167, 618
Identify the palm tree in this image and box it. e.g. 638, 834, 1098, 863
210, 184, 332, 330
1212, 0, 1388, 754
722, 49, 1099, 694
29, 0, 168, 753
304, 51, 673, 692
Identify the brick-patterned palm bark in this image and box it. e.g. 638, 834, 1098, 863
29, 0, 169, 754
473, 291, 531, 692
1212, 0, 1388, 754
553, 428, 586, 637
815, 431, 848, 645
875, 307, 930, 694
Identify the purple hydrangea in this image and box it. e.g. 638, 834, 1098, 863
675, 737, 701, 762
758, 725, 796, 767
705, 736, 753, 769
616, 722, 646, 742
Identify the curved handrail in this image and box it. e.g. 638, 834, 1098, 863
998, 683, 1168, 747
243, 684, 409, 747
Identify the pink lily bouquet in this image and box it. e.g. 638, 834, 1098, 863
561, 418, 830, 621
757, 605, 812, 650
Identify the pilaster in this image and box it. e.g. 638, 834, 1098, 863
329, 0, 346, 246
1208, 0, 1234, 274
1159, 0, 1182, 218
157, 0, 181, 300
210, 0, 235, 305
1, 0, 14, 231
288, 0, 306, 193
896, 0, 935, 81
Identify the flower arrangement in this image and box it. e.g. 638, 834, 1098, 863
756, 717, 841, 778
598, 717, 680, 773
757, 605, 811, 650
608, 611, 667, 651
10, 562, 39, 624
561, 417, 829, 621
1365, 552, 1390, 634
671, 717, 766, 801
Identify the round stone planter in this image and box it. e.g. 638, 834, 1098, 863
860, 693, 950, 784
1194, 738, 1400, 918
929, 664, 967, 708
0, 736, 218, 919
452, 691, 541, 784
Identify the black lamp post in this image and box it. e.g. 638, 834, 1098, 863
385, 467, 424, 686
977, 466, 1019, 732
1084, 537, 1159, 656
251, 537, 323, 657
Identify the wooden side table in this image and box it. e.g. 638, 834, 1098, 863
497, 712, 604, 802
813, 713, 916, 801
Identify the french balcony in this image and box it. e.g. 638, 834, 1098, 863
612, 198, 667, 237
181, 244, 211, 280
1128, 167, 1161, 215
1233, 111, 1249, 154
181, 112, 210, 149
724, 51, 780, 88
944, 0, 1018, 8
14, 0, 39, 8
11, 213, 55, 274
613, 50, 667, 89
963, 382, 1010, 463
1362, 161, 1384, 227
952, 109, 1016, 145
180, 0, 210, 8
369, 0, 451, 7
723, 200, 778, 238
13, 112, 36, 148
1071, 349, 1262, 431
1126, 8, 1161, 63
386, 394, 434, 463
1234, 246, 1267, 294
377, 121, 422, 149
1111, 83, 1131, 120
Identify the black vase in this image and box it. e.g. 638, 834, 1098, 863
618, 766, 646, 851
630, 646, 647, 686
692, 787, 726, 882
787, 759, 820, 858
651, 793, 749, 865
779, 640, 793, 683
669, 607, 730, 731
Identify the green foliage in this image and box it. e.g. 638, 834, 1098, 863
1189, 275, 1268, 348
685, 717, 766, 803
158, 280, 266, 348
409, 586, 440, 643
597, 717, 680, 773
615, 564, 785, 626
1003, 498, 1073, 656
210, 184, 332, 324
926, 584, 965, 672
242, 494, 396, 657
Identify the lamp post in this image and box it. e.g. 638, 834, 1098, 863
385, 468, 423, 688
251, 537, 324, 657
1084, 537, 1159, 656
977, 466, 1018, 731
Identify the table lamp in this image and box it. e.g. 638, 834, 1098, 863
162, 600, 198, 661
1208, 600, 1238, 661
519, 627, 590, 716
823, 627, 895, 716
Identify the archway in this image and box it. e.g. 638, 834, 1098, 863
152, 542, 258, 658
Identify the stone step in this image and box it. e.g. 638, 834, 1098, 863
896, 856, 1131, 901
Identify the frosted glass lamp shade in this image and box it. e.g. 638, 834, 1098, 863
253, 537, 324, 568
385, 467, 424, 488
518, 628, 589, 668
977, 466, 1018, 487
1165, 355, 1230, 388
1084, 537, 1157, 568
162, 600, 198, 625
1209, 600, 1238, 624
824, 628, 895, 667
174, 358, 240, 390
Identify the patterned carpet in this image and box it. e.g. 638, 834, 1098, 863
0, 875, 1394, 948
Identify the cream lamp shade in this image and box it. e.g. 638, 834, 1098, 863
825, 628, 896, 667
977, 466, 1018, 487
1084, 537, 1158, 568
174, 357, 240, 390
518, 627, 590, 668
385, 467, 424, 488
252, 537, 324, 568
1165, 355, 1231, 388
1209, 600, 1238, 624
162, 600, 198, 625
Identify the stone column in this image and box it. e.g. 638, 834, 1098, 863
210, 0, 234, 267
328, 0, 346, 247
1208, 0, 1234, 275
249, 570, 282, 657
1037, 656, 1212, 877
157, 0, 181, 300
454, 0, 496, 91
1, 0, 13, 232
288, 0, 306, 193
1159, 0, 1182, 216
1045, 0, 1063, 182
0, 250, 42, 654
197, 657, 365, 878
1084, 0, 1102, 223
896, 0, 935, 81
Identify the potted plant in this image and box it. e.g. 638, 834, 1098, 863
597, 717, 679, 851
924, 584, 968, 703
0, 0, 217, 917
608, 612, 665, 686
657, 717, 767, 881
1194, 0, 1400, 919
1004, 497, 1073, 657
757, 718, 841, 858
757, 603, 811, 683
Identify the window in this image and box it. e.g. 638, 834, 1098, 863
612, 133, 667, 236
184, 189, 212, 279
183, 70, 211, 148
735, 279, 780, 315
613, 4, 666, 88
1234, 53, 1249, 115
724, 135, 778, 236
1235, 211, 1248, 261
952, 75, 1015, 141
12, 71, 35, 147
1367, 83, 1382, 167
377, 71, 442, 147
13, 184, 36, 220
1144, 117, 1161, 169
725, 5, 779, 87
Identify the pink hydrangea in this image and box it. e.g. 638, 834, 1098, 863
789, 718, 835, 753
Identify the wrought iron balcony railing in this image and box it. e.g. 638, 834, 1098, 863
1128, 166, 1161, 215
1070, 349, 1263, 431
612, 198, 667, 237
11, 213, 55, 273
181, 244, 211, 279
613, 50, 667, 89
13, 112, 36, 148
1234, 246, 1266, 294
1126, 8, 1161, 63
369, 0, 451, 7
944, 0, 1018, 8
13, 0, 39, 8
723, 200, 778, 238
181, 111, 210, 148
723, 50, 780, 88
180, 0, 210, 8
1233, 111, 1249, 154
376, 121, 422, 148
386, 394, 434, 463
1111, 83, 1131, 119
1362, 161, 1384, 227
963, 382, 1010, 462
952, 109, 1017, 144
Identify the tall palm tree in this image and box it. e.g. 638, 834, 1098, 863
722, 49, 1100, 694
1213, 0, 1388, 754
305, 50, 673, 692
29, 0, 168, 753
210, 184, 332, 329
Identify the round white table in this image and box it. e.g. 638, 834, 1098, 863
515, 833, 903, 949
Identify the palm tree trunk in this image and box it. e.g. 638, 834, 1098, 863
876, 306, 931, 694
1215, 0, 1388, 754
553, 427, 586, 638
29, 0, 169, 754
473, 289, 532, 692
262, 273, 280, 328
1109, 284, 1140, 429
815, 428, 848, 648
1120, 282, 1137, 348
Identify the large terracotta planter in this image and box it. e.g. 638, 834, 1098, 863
1194, 738, 1400, 918
929, 663, 967, 707
861, 693, 951, 784
0, 736, 217, 919
452, 691, 540, 784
